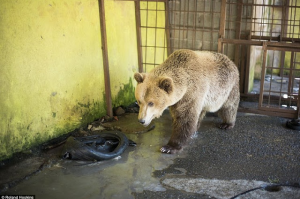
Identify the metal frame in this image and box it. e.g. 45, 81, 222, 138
217, 0, 300, 118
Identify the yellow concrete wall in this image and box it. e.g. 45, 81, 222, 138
0, 0, 166, 160
105, 0, 138, 107
0, 0, 141, 161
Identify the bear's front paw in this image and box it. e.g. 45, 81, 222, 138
160, 145, 181, 154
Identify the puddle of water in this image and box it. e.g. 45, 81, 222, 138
6, 112, 182, 199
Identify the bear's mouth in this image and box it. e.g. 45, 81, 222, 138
142, 116, 154, 127
142, 121, 151, 127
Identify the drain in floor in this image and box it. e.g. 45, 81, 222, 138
264, 185, 281, 192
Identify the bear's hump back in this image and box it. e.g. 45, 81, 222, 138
164, 49, 197, 67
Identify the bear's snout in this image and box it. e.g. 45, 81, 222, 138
138, 119, 145, 125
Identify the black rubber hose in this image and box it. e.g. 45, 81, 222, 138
230, 183, 300, 199
62, 131, 130, 161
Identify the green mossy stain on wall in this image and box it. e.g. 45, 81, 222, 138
79, 100, 106, 126
113, 77, 136, 108
78, 102, 91, 109
0, 100, 106, 161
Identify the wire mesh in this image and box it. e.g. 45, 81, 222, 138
139, 1, 168, 72
168, 0, 221, 52
260, 50, 300, 112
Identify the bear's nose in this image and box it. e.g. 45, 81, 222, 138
138, 119, 145, 124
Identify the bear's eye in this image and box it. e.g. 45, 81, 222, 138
148, 102, 154, 107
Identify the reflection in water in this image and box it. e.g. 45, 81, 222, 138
7, 112, 181, 199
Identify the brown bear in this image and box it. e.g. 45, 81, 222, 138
134, 49, 240, 154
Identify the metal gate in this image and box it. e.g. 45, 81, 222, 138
135, 0, 300, 118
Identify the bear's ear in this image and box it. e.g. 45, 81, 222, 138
134, 73, 146, 83
158, 77, 173, 94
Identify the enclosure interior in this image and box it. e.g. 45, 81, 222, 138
135, 0, 300, 118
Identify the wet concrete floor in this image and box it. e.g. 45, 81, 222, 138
1, 110, 300, 199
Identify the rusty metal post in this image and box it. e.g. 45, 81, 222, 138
98, 0, 113, 117
165, 1, 171, 56
219, 0, 226, 39
135, 1, 143, 73
218, 0, 227, 53
217, 38, 223, 53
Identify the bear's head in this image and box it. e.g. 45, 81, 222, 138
134, 72, 174, 126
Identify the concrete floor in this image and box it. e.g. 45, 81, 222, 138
1, 111, 300, 199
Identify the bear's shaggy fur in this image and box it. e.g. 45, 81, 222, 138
134, 49, 240, 154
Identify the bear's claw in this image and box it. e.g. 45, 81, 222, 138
160, 145, 180, 154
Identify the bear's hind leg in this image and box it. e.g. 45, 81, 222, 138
197, 110, 207, 130
218, 106, 237, 129
218, 84, 239, 130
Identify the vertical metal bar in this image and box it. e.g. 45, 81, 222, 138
192, 0, 197, 51
183, 0, 187, 49
210, 0, 214, 51
240, 45, 246, 93
243, 45, 251, 94
280, 52, 286, 77
226, 0, 233, 54
297, 56, 300, 118
154, 1, 158, 66
280, 0, 289, 76
135, 1, 143, 73
184, 0, 186, 49
202, 0, 205, 49
267, 51, 274, 107
218, 0, 226, 53
169, 0, 174, 52
170, 0, 175, 52
288, 52, 295, 96
290, 0, 297, 41
270, 1, 275, 41
218, 38, 223, 53
259, 3, 265, 39
165, 1, 171, 56
259, 42, 268, 108
98, 0, 113, 117
178, 0, 182, 50
244, 39, 251, 94
278, 50, 285, 110
288, 51, 295, 109
145, 1, 149, 71
244, 0, 253, 94
235, 1, 243, 38
249, 0, 254, 40
234, 0, 243, 91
